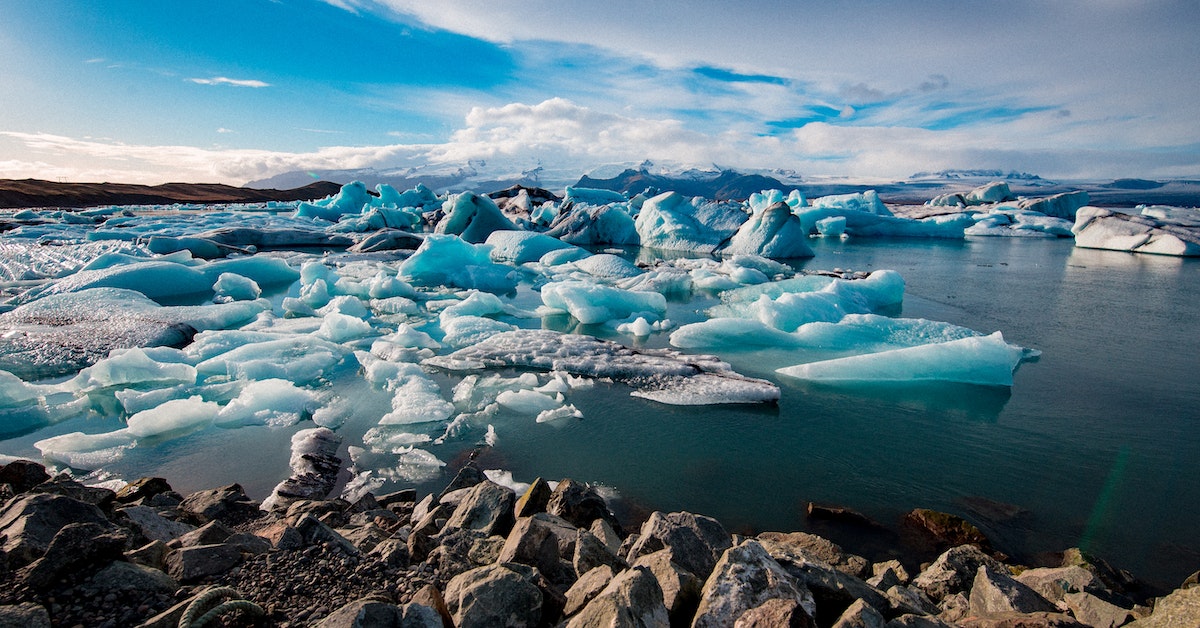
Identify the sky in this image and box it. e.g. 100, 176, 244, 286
1, 0, 1198, 185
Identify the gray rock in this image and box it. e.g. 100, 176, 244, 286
575, 528, 627, 577
832, 598, 886, 628
0, 459, 50, 493
178, 484, 259, 524
28, 474, 115, 509
427, 529, 500, 576
873, 560, 911, 584
444, 563, 543, 627
125, 539, 169, 569
531, 512, 582, 557
1064, 591, 1134, 628
937, 592, 970, 624
887, 585, 938, 615
118, 505, 196, 544
18, 521, 128, 589
400, 602, 445, 628
440, 464, 486, 500
592, 518, 622, 554
692, 539, 815, 628
565, 565, 616, 617
368, 537, 410, 568
500, 516, 569, 583
443, 480, 516, 537
547, 478, 620, 531
339, 523, 389, 553
956, 611, 1087, 627
1014, 565, 1106, 604
225, 532, 271, 556
1059, 547, 1139, 597
411, 493, 436, 525
1126, 585, 1200, 627
88, 561, 177, 594
627, 511, 732, 581
114, 476, 173, 504
315, 599, 404, 627
734, 597, 816, 627
0, 493, 113, 567
758, 531, 869, 578
884, 615, 955, 628
0, 602, 50, 628
912, 544, 1007, 601
757, 532, 900, 622
165, 543, 242, 582
632, 549, 703, 627
567, 565, 669, 628
174, 519, 233, 548
514, 477, 552, 518
968, 564, 1057, 616
868, 568, 902, 591
296, 513, 360, 555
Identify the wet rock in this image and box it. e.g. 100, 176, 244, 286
692, 539, 815, 627
442, 480, 516, 537
88, 561, 177, 594
547, 478, 621, 531
444, 563, 543, 627
1063, 591, 1134, 628
832, 598, 886, 628
514, 476, 552, 518
0, 493, 113, 567
178, 484, 259, 525
912, 545, 1007, 601
0, 602, 50, 628
565, 565, 616, 617
627, 511, 732, 581
968, 564, 1057, 616
18, 521, 128, 589
117, 505, 196, 544
114, 476, 173, 504
567, 565, 669, 628
0, 459, 50, 493
165, 543, 242, 582
806, 502, 878, 527
903, 508, 991, 551
631, 548, 702, 626
1127, 585, 1200, 627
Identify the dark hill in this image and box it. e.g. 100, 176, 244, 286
574, 169, 799, 201
0, 179, 341, 209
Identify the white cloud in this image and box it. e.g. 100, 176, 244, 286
187, 76, 270, 88
216, 127, 234, 134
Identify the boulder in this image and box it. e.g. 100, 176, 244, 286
757, 531, 869, 578
165, 543, 242, 582
912, 545, 1007, 601
427, 528, 502, 577
28, 474, 116, 509
575, 528, 627, 577
564, 565, 616, 617
956, 612, 1087, 627
1013, 566, 1105, 604
442, 480, 516, 537
173, 520, 233, 548
367, 537, 410, 568
734, 597, 817, 627
439, 464, 486, 499
885, 615, 955, 627
1072, 207, 1200, 257
591, 518, 623, 554
514, 476, 552, 518
567, 565, 670, 628
125, 539, 169, 569
18, 522, 128, 589
499, 516, 569, 583
632, 549, 703, 626
887, 585, 938, 615
444, 563, 543, 627
295, 514, 360, 555
114, 476, 174, 504
410, 584, 453, 628
1058, 547, 1140, 597
832, 598, 886, 628
0, 493, 114, 567
0, 459, 50, 493
1127, 585, 1200, 627
88, 561, 177, 594
1063, 591, 1135, 628
627, 511, 732, 581
547, 478, 620, 531
692, 539, 815, 627
0, 602, 50, 628
968, 564, 1057, 616
178, 484, 259, 524
315, 599, 404, 628
903, 508, 991, 551
117, 505, 197, 544
757, 532, 899, 623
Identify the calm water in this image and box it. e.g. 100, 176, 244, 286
3, 236, 1197, 589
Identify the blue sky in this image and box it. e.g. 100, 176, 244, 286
1, 0, 1197, 184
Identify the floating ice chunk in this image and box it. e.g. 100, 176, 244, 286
368, 296, 421, 317
34, 428, 137, 468
262, 427, 343, 511
312, 397, 353, 429
295, 181, 371, 221
439, 291, 507, 322
212, 272, 261, 302
618, 268, 693, 295
566, 187, 628, 204
1140, 205, 1200, 226
1072, 206, 1200, 256
690, 269, 740, 292
536, 404, 583, 423
215, 378, 316, 427
571, 254, 642, 279
722, 201, 814, 259
317, 312, 375, 343
483, 469, 530, 494
0, 369, 57, 406
545, 203, 640, 246
424, 329, 779, 405
441, 315, 517, 349
776, 332, 1027, 386
436, 192, 515, 243
376, 182, 438, 209
670, 318, 803, 350
349, 445, 445, 484
367, 272, 417, 299
194, 335, 346, 384
815, 216, 847, 237
71, 347, 197, 391
964, 181, 1015, 205
319, 295, 371, 319
965, 211, 1074, 238
115, 384, 191, 414
125, 396, 219, 438
399, 234, 518, 293
362, 426, 433, 452
617, 317, 654, 337
301, 261, 336, 286
634, 192, 746, 253
541, 281, 666, 325
811, 190, 892, 216
539, 247, 592, 266
486, 230, 577, 264
496, 389, 563, 414
380, 372, 455, 425
370, 324, 440, 362
18, 260, 214, 304
1016, 191, 1089, 220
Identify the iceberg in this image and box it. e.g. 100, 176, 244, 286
1072, 206, 1200, 256
423, 329, 780, 405
485, 230, 578, 264
212, 272, 262, 302
634, 192, 746, 253
294, 181, 372, 221
540, 281, 667, 325
435, 191, 515, 244
545, 203, 640, 246
194, 335, 347, 384
776, 332, 1027, 386
125, 396, 220, 438
399, 234, 518, 293
723, 201, 814, 259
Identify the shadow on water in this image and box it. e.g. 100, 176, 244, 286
786, 379, 1013, 424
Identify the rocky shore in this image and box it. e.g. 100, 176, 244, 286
0, 458, 1197, 628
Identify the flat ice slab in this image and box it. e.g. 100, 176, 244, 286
423, 328, 780, 405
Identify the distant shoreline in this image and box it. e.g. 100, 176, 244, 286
0, 179, 342, 210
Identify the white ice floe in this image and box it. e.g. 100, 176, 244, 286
540, 281, 666, 325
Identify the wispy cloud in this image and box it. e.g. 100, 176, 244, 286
187, 76, 270, 88
216, 128, 234, 134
